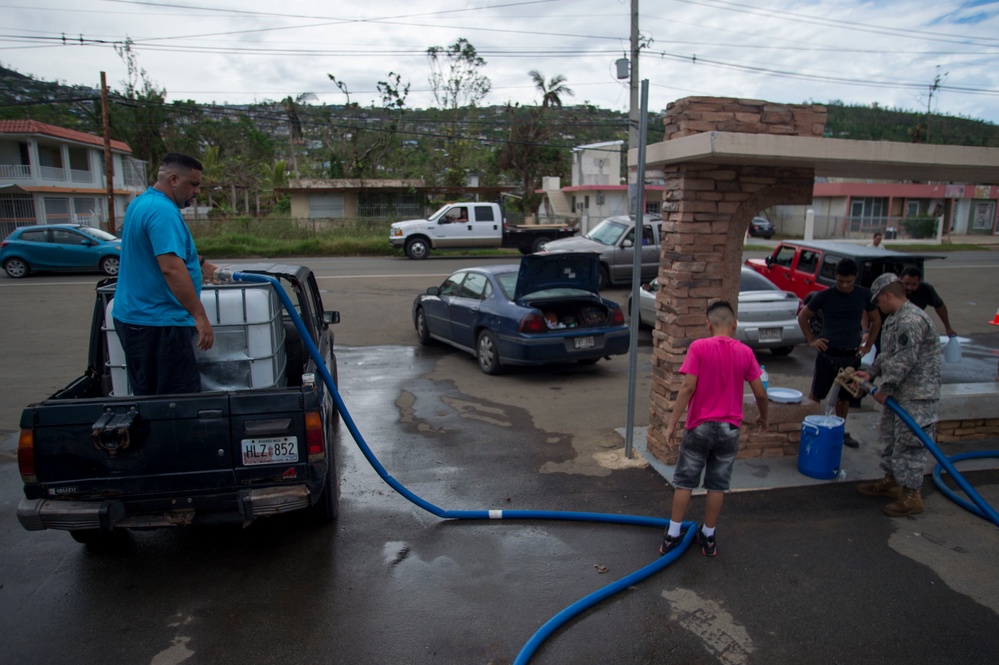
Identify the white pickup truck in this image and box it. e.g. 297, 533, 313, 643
389, 202, 578, 259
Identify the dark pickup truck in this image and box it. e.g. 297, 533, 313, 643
16, 264, 341, 546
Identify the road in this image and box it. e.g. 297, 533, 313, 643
1, 251, 998, 664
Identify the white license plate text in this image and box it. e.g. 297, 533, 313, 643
241, 437, 299, 465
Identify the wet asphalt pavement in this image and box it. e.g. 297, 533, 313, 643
2, 343, 998, 664
2, 254, 998, 664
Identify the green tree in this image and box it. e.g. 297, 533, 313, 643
496, 104, 566, 216
529, 70, 574, 109
496, 71, 575, 215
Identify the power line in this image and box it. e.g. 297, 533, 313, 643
648, 50, 999, 97
666, 0, 999, 47
5, 31, 997, 101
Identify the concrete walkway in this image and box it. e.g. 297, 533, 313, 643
629, 412, 999, 494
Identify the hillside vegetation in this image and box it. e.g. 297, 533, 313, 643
3, 64, 998, 219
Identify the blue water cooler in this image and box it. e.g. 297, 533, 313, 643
799, 415, 845, 480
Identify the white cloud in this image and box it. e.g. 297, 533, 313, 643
1, 0, 997, 122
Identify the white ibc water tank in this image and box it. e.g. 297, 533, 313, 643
104, 283, 287, 393
104, 298, 131, 396
196, 283, 287, 390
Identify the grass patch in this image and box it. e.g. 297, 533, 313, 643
190, 216, 396, 258
189, 216, 992, 259
190, 215, 526, 259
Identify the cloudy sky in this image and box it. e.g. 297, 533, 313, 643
2, 0, 999, 123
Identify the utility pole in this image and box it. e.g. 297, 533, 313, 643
100, 71, 116, 235
629, 0, 640, 151
926, 65, 947, 144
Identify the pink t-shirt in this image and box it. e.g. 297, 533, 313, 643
679, 336, 762, 429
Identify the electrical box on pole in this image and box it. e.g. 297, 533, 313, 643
616, 58, 630, 80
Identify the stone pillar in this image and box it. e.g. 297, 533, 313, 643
646, 97, 827, 465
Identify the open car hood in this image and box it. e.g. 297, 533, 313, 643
515, 251, 602, 298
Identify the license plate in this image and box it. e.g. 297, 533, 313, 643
573, 336, 595, 349
759, 327, 782, 342
241, 437, 299, 465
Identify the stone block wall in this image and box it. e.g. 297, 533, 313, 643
737, 395, 822, 458
646, 97, 827, 465
662, 97, 827, 140
937, 418, 999, 442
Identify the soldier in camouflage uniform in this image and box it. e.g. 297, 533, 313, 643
855, 273, 941, 517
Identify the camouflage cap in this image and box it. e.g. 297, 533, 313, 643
870, 272, 900, 302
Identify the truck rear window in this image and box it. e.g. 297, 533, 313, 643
474, 205, 495, 222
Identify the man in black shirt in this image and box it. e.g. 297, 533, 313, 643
900, 266, 956, 336
798, 258, 881, 447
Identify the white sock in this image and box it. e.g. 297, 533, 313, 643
701, 525, 716, 538
668, 520, 683, 537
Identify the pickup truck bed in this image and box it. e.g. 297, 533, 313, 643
16, 264, 341, 545
389, 202, 578, 259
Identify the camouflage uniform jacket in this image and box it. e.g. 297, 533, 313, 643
869, 300, 941, 402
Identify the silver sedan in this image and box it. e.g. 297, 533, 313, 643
631, 266, 806, 356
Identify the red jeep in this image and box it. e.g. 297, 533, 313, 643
745, 240, 944, 301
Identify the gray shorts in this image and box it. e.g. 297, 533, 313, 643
672, 421, 741, 492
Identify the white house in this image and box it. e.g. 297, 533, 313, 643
0, 120, 146, 235
539, 140, 664, 234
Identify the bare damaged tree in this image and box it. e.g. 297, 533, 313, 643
426, 38, 491, 188
324, 72, 410, 179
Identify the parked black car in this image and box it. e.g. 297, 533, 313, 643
748, 217, 775, 239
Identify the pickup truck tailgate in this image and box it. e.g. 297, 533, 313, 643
24, 394, 234, 498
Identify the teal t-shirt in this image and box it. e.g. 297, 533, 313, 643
113, 187, 202, 326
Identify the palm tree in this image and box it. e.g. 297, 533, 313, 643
259, 160, 289, 204
529, 70, 575, 109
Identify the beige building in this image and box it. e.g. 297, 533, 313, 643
280, 179, 426, 221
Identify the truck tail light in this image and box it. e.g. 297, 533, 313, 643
18, 429, 37, 483
519, 312, 547, 334
611, 307, 625, 326
305, 411, 325, 460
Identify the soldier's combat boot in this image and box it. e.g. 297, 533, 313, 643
883, 488, 923, 517
857, 474, 901, 499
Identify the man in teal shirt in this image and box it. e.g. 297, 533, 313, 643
113, 153, 218, 395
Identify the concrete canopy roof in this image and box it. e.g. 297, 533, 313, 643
635, 131, 999, 184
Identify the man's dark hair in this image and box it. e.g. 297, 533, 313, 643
707, 300, 735, 316
900, 266, 922, 279
161, 152, 203, 171
884, 281, 907, 298
706, 300, 735, 326
834, 258, 858, 277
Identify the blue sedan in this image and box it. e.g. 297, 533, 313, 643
1, 224, 121, 279
412, 252, 630, 374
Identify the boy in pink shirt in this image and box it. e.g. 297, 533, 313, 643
659, 301, 769, 557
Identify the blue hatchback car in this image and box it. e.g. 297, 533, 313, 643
413, 252, 630, 374
1, 224, 121, 278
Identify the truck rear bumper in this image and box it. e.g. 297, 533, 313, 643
18, 497, 124, 531
17, 485, 312, 532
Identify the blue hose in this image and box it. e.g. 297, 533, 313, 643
232, 271, 694, 662
864, 381, 999, 529
932, 452, 999, 522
